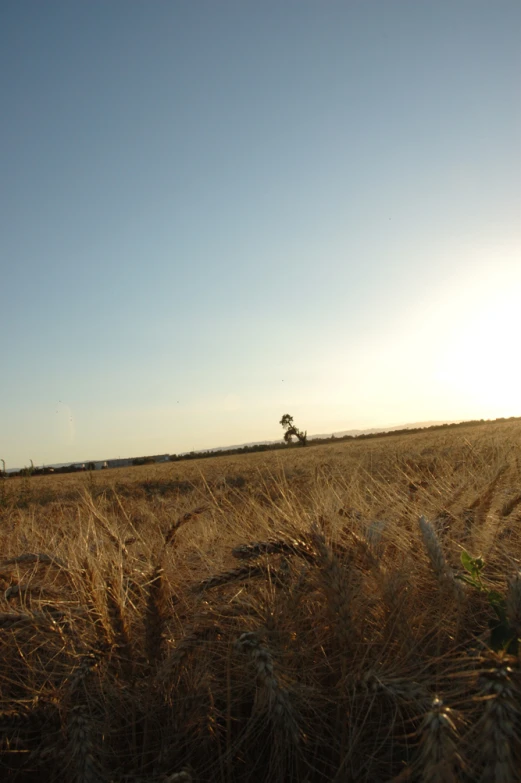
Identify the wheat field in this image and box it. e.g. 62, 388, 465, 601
1, 420, 521, 782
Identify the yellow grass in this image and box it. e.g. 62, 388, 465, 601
1, 420, 521, 782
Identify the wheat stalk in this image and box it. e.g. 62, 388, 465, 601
501, 492, 521, 518
159, 623, 223, 681
346, 527, 382, 571
473, 652, 520, 783
235, 630, 300, 745
310, 522, 356, 652
65, 655, 105, 783
82, 562, 112, 654
417, 696, 462, 783
418, 516, 463, 597
144, 563, 169, 665
67, 705, 105, 783
105, 580, 134, 678
4, 582, 61, 602
357, 670, 429, 705
193, 563, 286, 592
0, 552, 68, 569
162, 506, 208, 551
82, 491, 129, 557
165, 770, 193, 783
67, 654, 101, 698
232, 537, 316, 563
0, 610, 62, 630
505, 571, 521, 640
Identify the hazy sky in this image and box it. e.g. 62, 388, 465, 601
2, 1, 520, 467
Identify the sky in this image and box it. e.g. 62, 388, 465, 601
1, 1, 520, 468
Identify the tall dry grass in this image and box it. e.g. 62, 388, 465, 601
1, 420, 521, 781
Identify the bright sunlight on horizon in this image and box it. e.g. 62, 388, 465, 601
1, 1, 520, 468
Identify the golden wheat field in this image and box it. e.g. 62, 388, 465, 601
1, 420, 521, 783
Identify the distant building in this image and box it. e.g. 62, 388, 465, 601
107, 458, 132, 469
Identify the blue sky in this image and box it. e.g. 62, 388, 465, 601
1, 1, 520, 467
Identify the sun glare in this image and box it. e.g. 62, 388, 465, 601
436, 261, 521, 416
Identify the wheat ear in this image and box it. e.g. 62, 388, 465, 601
357, 670, 429, 705
0, 552, 68, 569
417, 696, 462, 783
105, 580, 134, 678
165, 769, 193, 782
83, 491, 129, 557
162, 506, 208, 552
232, 537, 316, 562
501, 491, 521, 518
474, 652, 520, 783
193, 563, 289, 593
67, 705, 105, 783
0, 610, 62, 630
310, 522, 355, 651
144, 563, 169, 665
235, 631, 299, 745
66, 656, 105, 783
505, 571, 521, 640
418, 516, 463, 597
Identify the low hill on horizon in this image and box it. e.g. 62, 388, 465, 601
310, 420, 457, 440
202, 420, 458, 454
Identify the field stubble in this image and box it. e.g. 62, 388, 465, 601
1, 421, 521, 781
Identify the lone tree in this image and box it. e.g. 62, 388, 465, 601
280, 413, 307, 447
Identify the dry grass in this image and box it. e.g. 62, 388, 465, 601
1, 420, 521, 781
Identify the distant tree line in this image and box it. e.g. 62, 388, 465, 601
168, 416, 521, 463
6, 463, 93, 478
5, 416, 520, 477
